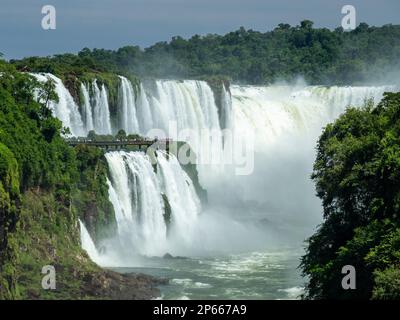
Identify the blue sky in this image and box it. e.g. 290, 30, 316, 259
1, 0, 399, 59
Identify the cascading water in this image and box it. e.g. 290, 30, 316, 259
220, 84, 233, 130
79, 220, 102, 264
136, 83, 154, 133
118, 76, 140, 134
32, 73, 116, 136
91, 80, 112, 135
80, 83, 94, 133
101, 150, 201, 260
209, 84, 399, 236
138, 80, 226, 182
32, 73, 395, 151
31, 73, 85, 136
156, 151, 201, 246
78, 81, 398, 248
105, 151, 167, 256
138, 80, 221, 134
77, 79, 398, 299
32, 75, 225, 147
34, 72, 396, 259
229, 84, 397, 149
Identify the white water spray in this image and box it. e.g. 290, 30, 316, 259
92, 80, 112, 135
79, 220, 102, 264
80, 83, 94, 133
103, 151, 201, 259
118, 76, 139, 134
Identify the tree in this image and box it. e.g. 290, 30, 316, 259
275, 23, 291, 31
115, 129, 126, 141
87, 130, 97, 141
300, 20, 314, 30
301, 93, 400, 299
11, 22, 400, 85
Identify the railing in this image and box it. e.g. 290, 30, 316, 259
66, 139, 171, 151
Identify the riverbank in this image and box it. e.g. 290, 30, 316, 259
78, 268, 167, 300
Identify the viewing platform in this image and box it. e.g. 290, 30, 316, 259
66, 138, 172, 151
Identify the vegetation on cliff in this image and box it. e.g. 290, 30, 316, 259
73, 144, 117, 244
301, 93, 400, 299
0, 59, 158, 299
11, 53, 139, 115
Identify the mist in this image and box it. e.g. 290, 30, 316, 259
75, 76, 399, 268
197, 78, 399, 256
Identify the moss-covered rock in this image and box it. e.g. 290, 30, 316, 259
73, 144, 117, 244
63, 74, 82, 106
201, 75, 231, 127
170, 141, 208, 203
0, 189, 162, 300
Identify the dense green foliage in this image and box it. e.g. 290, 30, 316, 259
0, 60, 116, 299
0, 61, 76, 194
301, 93, 400, 299
12, 21, 400, 85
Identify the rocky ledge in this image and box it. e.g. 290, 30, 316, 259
80, 270, 168, 300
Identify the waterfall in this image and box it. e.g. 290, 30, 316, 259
30, 75, 223, 142
139, 80, 221, 134
136, 83, 154, 134
31, 73, 115, 136
208, 83, 399, 232
118, 76, 140, 134
92, 80, 112, 135
157, 151, 201, 244
139, 80, 225, 182
80, 83, 94, 133
79, 220, 102, 264
229, 84, 397, 149
31, 73, 85, 136
104, 151, 201, 257
30, 73, 396, 146
114, 81, 397, 185
220, 84, 233, 130
78, 80, 399, 263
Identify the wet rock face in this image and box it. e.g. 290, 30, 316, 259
63, 74, 81, 106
